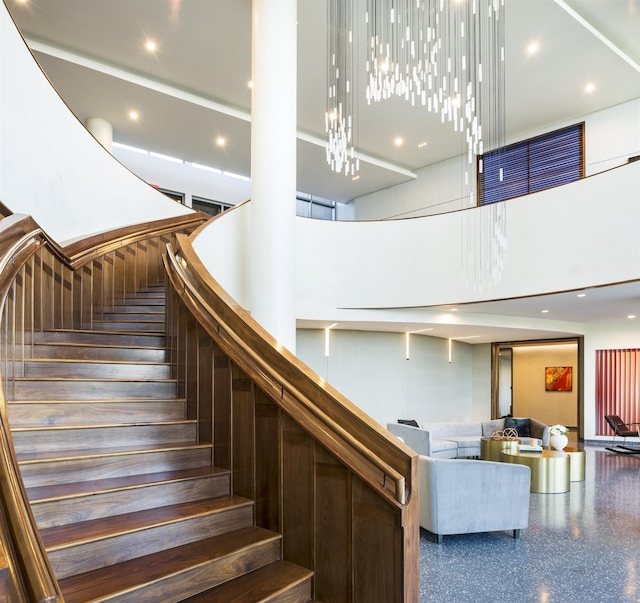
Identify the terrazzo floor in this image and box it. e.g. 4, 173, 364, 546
419, 444, 640, 603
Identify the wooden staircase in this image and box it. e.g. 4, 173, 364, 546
6, 285, 313, 602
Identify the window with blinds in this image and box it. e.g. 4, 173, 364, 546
477, 123, 584, 205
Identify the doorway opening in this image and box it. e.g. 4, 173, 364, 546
491, 337, 583, 442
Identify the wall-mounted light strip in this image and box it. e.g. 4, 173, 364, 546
405, 327, 434, 360
324, 323, 338, 357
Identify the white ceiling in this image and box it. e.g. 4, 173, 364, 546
6, 0, 640, 343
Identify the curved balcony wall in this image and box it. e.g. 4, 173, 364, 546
193, 161, 640, 320
0, 4, 192, 244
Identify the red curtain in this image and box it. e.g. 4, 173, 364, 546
596, 349, 640, 435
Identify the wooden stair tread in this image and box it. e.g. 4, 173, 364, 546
27, 467, 229, 503
9, 398, 186, 404
41, 495, 253, 550
33, 341, 166, 350
14, 376, 176, 383
17, 441, 211, 462
13, 419, 196, 432
183, 560, 313, 603
23, 358, 170, 366
57, 526, 280, 603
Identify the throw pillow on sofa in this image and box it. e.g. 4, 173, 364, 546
505, 417, 531, 437
397, 419, 420, 427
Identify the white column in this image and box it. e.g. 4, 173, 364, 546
250, 0, 297, 352
86, 117, 113, 152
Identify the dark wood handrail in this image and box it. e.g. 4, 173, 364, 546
63, 212, 209, 268
0, 217, 61, 603
166, 233, 417, 508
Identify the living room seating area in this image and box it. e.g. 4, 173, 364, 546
387, 417, 551, 459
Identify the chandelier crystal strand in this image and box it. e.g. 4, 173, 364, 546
364, 0, 505, 173
326, 0, 356, 175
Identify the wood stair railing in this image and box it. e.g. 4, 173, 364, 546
0, 209, 419, 602
7, 285, 312, 602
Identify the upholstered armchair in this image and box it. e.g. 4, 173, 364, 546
419, 455, 530, 544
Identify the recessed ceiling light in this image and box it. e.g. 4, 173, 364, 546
394, 137, 404, 147
450, 308, 458, 312
145, 39, 157, 53
418, 141, 427, 148
216, 136, 226, 147
352, 175, 360, 181
577, 293, 586, 298
541, 309, 549, 314
628, 315, 636, 319
526, 42, 539, 55
128, 110, 139, 121
248, 81, 254, 88
585, 82, 596, 93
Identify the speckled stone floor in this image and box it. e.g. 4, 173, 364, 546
419, 444, 640, 603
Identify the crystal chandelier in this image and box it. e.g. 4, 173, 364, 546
326, 0, 358, 176
326, 0, 506, 175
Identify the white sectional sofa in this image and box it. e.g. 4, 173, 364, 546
387, 417, 550, 459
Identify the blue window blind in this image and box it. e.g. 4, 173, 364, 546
478, 123, 584, 205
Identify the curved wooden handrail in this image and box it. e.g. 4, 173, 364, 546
165, 234, 417, 507
63, 212, 209, 268
0, 217, 61, 603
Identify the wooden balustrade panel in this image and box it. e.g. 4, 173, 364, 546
147, 238, 162, 286
281, 416, 314, 572
176, 300, 187, 401
124, 245, 137, 299
102, 253, 115, 313
185, 312, 199, 421
314, 446, 352, 602
254, 390, 280, 534
22, 259, 34, 338
352, 477, 403, 602
213, 341, 232, 470
91, 257, 104, 321
37, 249, 55, 333
196, 330, 214, 444
231, 364, 256, 501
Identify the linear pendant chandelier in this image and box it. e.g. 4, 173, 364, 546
326, 0, 506, 176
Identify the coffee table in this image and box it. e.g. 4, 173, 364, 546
501, 449, 571, 493
480, 437, 520, 462
563, 446, 586, 482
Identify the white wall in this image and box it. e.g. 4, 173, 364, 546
512, 344, 578, 428
0, 5, 192, 244
296, 329, 482, 427
354, 98, 640, 221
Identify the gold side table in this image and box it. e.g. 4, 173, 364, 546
563, 446, 586, 481
480, 437, 520, 462
501, 449, 571, 493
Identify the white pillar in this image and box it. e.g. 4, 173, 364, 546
86, 117, 113, 152
250, 0, 297, 352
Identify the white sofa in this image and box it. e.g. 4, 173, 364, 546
419, 455, 531, 543
387, 417, 550, 459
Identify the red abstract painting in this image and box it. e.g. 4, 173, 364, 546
545, 366, 572, 392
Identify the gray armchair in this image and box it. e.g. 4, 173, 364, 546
419, 455, 530, 544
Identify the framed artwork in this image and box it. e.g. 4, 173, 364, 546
545, 366, 572, 392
